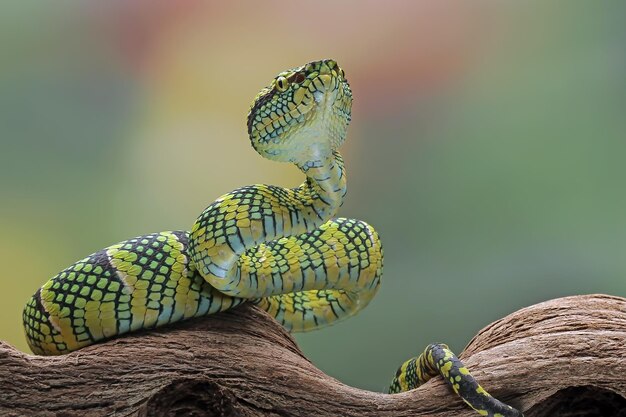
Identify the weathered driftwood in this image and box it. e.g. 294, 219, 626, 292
1, 294, 625, 417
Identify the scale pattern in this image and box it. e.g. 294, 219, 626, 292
389, 344, 523, 417
22, 59, 522, 416
251, 217, 382, 331
23, 231, 242, 355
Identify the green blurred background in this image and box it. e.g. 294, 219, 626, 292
1, 1, 625, 391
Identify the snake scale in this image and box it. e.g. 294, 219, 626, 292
22, 59, 522, 417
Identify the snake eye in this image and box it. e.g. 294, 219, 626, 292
276, 76, 289, 92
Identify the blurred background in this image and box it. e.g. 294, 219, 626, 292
1, 1, 625, 391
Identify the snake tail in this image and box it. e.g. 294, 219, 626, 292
389, 343, 523, 417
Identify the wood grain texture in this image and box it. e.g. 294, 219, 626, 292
1, 294, 625, 416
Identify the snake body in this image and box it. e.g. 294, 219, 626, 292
22, 59, 522, 417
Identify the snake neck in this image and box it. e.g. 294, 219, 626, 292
293, 150, 347, 225
190, 150, 347, 296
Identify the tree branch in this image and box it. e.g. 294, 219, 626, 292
1, 294, 625, 416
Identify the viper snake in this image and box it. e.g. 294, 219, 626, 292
23, 59, 522, 417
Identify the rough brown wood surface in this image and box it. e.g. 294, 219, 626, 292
1, 294, 625, 416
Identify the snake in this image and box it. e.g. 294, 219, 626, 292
22, 59, 522, 417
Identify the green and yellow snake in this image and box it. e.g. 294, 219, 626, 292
23, 59, 522, 417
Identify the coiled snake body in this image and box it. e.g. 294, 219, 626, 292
23, 59, 522, 417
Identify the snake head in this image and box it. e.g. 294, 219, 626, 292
247, 59, 352, 167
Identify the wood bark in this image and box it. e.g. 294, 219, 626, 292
1, 294, 625, 417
